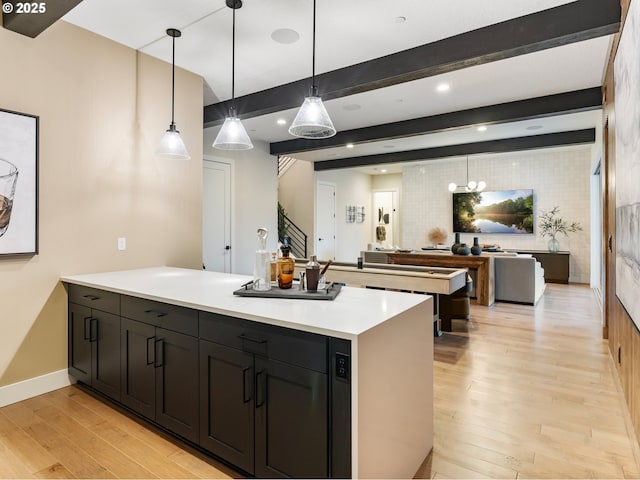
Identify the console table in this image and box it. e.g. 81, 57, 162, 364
386, 252, 495, 306
516, 250, 570, 284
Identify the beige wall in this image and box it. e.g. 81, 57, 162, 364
278, 159, 315, 255
0, 21, 203, 387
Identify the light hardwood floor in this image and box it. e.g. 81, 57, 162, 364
1, 284, 639, 478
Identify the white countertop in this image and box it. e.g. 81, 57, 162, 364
61, 267, 430, 339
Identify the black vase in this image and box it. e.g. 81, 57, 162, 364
457, 243, 471, 255
451, 232, 461, 253
471, 237, 482, 255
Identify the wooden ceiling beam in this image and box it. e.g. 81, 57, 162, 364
2, 0, 84, 38
203, 0, 619, 128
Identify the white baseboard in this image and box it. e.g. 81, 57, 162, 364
0, 369, 75, 408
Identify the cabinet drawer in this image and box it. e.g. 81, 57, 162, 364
68, 284, 120, 315
199, 312, 327, 373
121, 295, 198, 337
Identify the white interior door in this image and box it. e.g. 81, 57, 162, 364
316, 182, 336, 261
203, 160, 231, 272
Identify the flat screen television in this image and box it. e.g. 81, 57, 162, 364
453, 189, 534, 234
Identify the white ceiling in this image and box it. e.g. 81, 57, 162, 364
63, 0, 611, 165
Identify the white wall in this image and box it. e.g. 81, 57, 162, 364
278, 159, 315, 255
203, 135, 278, 275
402, 146, 592, 283
372, 173, 403, 246
316, 169, 372, 262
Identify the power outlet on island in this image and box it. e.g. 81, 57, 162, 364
117, 237, 126, 251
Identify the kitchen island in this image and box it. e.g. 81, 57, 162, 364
62, 266, 433, 479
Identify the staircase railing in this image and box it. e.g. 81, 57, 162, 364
278, 211, 307, 259
278, 155, 296, 177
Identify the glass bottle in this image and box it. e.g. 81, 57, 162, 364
278, 245, 295, 289
305, 255, 320, 291
270, 252, 278, 284
253, 228, 271, 291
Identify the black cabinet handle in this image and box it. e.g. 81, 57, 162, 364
145, 309, 167, 318
89, 318, 98, 342
146, 337, 156, 365
242, 367, 252, 403
83, 316, 91, 340
82, 294, 100, 301
608, 235, 613, 252
154, 339, 164, 368
238, 333, 267, 344
255, 370, 266, 408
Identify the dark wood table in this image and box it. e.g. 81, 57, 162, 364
515, 250, 570, 283
387, 252, 495, 306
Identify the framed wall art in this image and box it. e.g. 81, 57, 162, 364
614, 0, 640, 330
0, 107, 39, 256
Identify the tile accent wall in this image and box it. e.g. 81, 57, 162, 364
402, 146, 592, 283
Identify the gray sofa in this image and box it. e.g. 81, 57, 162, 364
494, 255, 546, 305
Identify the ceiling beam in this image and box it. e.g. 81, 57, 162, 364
270, 87, 602, 156
313, 129, 596, 171
203, 0, 619, 127
1, 0, 84, 38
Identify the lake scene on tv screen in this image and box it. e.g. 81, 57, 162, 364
453, 189, 534, 234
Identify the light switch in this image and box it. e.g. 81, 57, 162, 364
117, 237, 126, 251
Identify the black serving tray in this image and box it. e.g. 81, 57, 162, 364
233, 282, 342, 300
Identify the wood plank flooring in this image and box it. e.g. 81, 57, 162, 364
418, 283, 640, 479
1, 284, 639, 478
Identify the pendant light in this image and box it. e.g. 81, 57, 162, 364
288, 0, 336, 139
448, 156, 486, 192
213, 0, 253, 150
157, 28, 190, 160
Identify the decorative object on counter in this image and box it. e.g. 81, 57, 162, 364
305, 255, 321, 291
451, 232, 461, 253
253, 227, 271, 291
357, 256, 363, 269
321, 258, 333, 276
157, 28, 190, 160
288, 0, 336, 139
234, 281, 342, 300
447, 155, 486, 192
270, 252, 277, 284
212, 0, 253, 150
456, 243, 471, 255
278, 239, 295, 289
427, 227, 448, 247
471, 237, 483, 255
538, 206, 582, 253
299, 271, 305, 290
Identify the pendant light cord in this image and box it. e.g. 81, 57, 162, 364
171, 34, 176, 125
311, 0, 317, 95
231, 5, 236, 114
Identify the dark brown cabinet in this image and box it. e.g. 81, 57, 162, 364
120, 297, 199, 443
199, 311, 331, 478
68, 286, 121, 400
516, 250, 570, 283
67, 285, 350, 478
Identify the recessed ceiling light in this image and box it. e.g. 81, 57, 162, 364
346, 143, 354, 149
277, 118, 287, 125
271, 28, 300, 44
342, 104, 361, 111
477, 126, 487, 132
436, 83, 450, 93
526, 125, 543, 131
395, 16, 406, 23
380, 169, 387, 173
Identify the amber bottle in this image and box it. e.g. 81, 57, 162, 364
277, 245, 295, 289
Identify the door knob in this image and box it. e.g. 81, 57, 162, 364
318, 238, 324, 241
225, 245, 231, 250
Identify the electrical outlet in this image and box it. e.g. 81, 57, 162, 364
117, 237, 126, 251
336, 353, 349, 380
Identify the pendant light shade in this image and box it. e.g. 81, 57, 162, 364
213, 0, 253, 150
288, 0, 336, 139
157, 28, 190, 160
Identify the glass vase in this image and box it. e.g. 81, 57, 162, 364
548, 236, 559, 253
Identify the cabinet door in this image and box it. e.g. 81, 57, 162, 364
200, 340, 255, 474
68, 303, 91, 384
255, 358, 328, 479
91, 310, 121, 400
121, 317, 156, 419
155, 328, 199, 443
